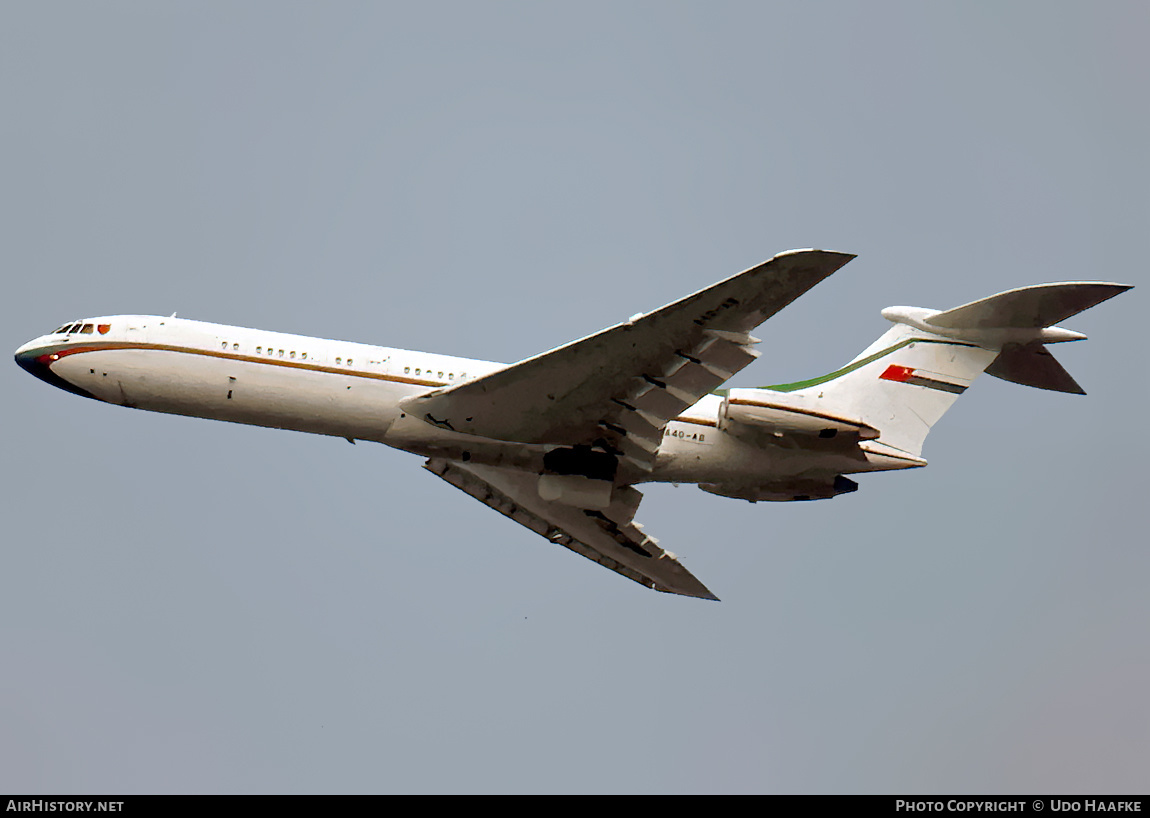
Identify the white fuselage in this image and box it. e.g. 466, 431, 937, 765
16, 314, 902, 488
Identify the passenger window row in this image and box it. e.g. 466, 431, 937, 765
218, 342, 372, 370
212, 338, 470, 383
402, 366, 464, 381
220, 340, 311, 361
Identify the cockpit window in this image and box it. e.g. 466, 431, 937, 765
53, 321, 107, 334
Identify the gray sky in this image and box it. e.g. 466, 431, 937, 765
3, 1, 1147, 794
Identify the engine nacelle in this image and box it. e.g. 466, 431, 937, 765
721, 388, 878, 441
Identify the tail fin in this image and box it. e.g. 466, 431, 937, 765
767, 281, 1130, 458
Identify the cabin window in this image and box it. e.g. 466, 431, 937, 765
256, 346, 262, 354
336, 357, 342, 365
221, 341, 228, 349
301, 352, 307, 360
233, 343, 239, 351
404, 367, 410, 374
290, 351, 296, 359
278, 349, 284, 357
347, 359, 353, 366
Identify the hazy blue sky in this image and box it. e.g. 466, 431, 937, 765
3, 1, 1147, 794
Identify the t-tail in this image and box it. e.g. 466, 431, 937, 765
764, 281, 1132, 458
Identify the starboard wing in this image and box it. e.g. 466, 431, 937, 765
424, 458, 718, 600
402, 249, 855, 475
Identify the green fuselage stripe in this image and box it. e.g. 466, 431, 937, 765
755, 337, 977, 394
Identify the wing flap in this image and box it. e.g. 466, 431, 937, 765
424, 458, 718, 600
662, 359, 729, 397
695, 332, 762, 376
629, 380, 689, 419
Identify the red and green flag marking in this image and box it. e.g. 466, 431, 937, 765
880, 364, 967, 394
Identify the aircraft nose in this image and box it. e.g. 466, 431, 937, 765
15, 340, 54, 381
14, 340, 98, 400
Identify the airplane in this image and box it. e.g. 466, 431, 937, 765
14, 249, 1131, 600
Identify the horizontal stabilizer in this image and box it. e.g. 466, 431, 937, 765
985, 343, 1084, 394
928, 282, 1131, 330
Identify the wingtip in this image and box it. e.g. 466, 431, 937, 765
776, 248, 857, 260
769, 249, 857, 280
656, 584, 721, 601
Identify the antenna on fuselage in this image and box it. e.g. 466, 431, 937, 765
169, 312, 178, 318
